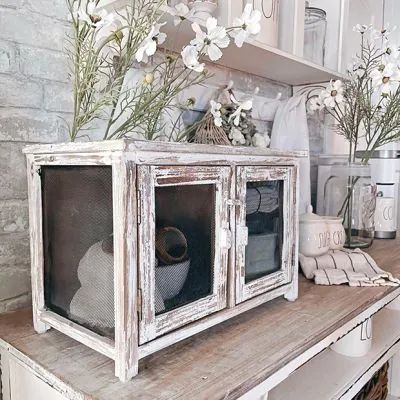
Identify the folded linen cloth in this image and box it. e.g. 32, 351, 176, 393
299, 248, 400, 287
246, 186, 279, 214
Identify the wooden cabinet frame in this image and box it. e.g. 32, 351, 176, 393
137, 165, 231, 344
235, 166, 297, 304
24, 140, 302, 382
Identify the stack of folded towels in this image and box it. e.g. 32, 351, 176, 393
299, 248, 400, 287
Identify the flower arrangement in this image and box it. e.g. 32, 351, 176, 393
308, 24, 400, 247
309, 24, 400, 164
66, 0, 262, 142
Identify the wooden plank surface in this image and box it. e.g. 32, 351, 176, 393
1, 239, 400, 400
269, 308, 400, 400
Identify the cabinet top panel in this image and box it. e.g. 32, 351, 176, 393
23, 140, 307, 160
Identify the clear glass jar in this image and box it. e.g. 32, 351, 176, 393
324, 163, 377, 249
304, 5, 327, 66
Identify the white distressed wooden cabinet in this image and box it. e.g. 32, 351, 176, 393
24, 140, 301, 382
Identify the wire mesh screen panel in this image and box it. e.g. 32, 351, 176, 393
41, 166, 114, 338
154, 184, 216, 315
245, 180, 284, 283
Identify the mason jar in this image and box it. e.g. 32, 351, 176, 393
304, 4, 327, 65
324, 163, 377, 249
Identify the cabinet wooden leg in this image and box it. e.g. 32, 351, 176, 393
33, 314, 50, 334
284, 278, 298, 302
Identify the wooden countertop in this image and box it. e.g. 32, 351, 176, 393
1, 239, 400, 400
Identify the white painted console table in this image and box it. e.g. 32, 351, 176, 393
1, 239, 400, 400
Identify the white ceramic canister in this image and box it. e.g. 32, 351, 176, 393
252, 0, 280, 48
323, 216, 346, 250
331, 317, 373, 357
375, 196, 397, 239
299, 205, 330, 257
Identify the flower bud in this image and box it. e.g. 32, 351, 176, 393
114, 31, 124, 44
187, 97, 196, 107
144, 73, 154, 84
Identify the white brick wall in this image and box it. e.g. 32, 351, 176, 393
0, 0, 71, 313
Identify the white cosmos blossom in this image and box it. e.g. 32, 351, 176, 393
382, 44, 400, 64
308, 95, 323, 112
181, 45, 204, 72
370, 63, 400, 95
210, 100, 222, 127
229, 94, 253, 126
75, 1, 115, 29
353, 24, 370, 34
135, 23, 167, 63
370, 24, 396, 42
166, 3, 194, 26
190, 17, 230, 61
348, 58, 366, 78
230, 3, 261, 47
320, 80, 344, 108
229, 127, 246, 145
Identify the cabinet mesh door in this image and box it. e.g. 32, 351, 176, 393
154, 183, 216, 315
41, 166, 114, 338
245, 180, 284, 283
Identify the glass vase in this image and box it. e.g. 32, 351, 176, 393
304, 5, 327, 65
324, 163, 377, 249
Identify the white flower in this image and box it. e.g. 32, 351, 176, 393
135, 23, 167, 63
370, 63, 400, 95
320, 80, 344, 108
229, 127, 246, 145
230, 4, 261, 47
76, 1, 115, 29
95, 17, 125, 53
371, 24, 396, 42
383, 44, 400, 64
348, 58, 366, 78
210, 100, 222, 127
166, 3, 194, 26
308, 96, 323, 112
252, 133, 269, 148
190, 17, 230, 61
229, 94, 253, 126
353, 24, 370, 34
181, 45, 204, 72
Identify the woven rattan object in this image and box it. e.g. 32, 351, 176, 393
156, 227, 188, 265
353, 362, 389, 400
193, 111, 231, 146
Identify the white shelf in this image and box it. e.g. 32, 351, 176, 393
98, 0, 345, 86
269, 308, 400, 400
161, 17, 344, 86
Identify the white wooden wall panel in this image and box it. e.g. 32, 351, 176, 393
8, 358, 68, 400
